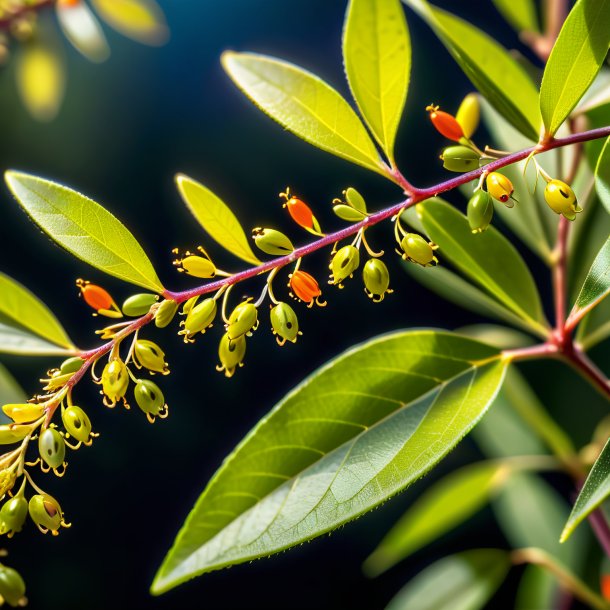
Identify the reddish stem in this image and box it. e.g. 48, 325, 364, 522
553, 216, 570, 339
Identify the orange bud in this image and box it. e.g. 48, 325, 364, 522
280, 188, 323, 235
288, 270, 325, 307
76, 279, 122, 318
426, 105, 464, 142
602, 575, 610, 601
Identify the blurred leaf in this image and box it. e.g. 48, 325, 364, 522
57, 1, 110, 62
364, 461, 509, 576
563, 437, 610, 542
573, 68, 610, 115
540, 0, 610, 137
152, 331, 506, 594
385, 549, 511, 610
221, 52, 386, 176
0, 272, 73, 351
403, 264, 545, 338
0, 363, 27, 406
15, 40, 65, 122
175, 174, 261, 266
491, 0, 539, 32
0, 322, 74, 357
403, 0, 540, 140
478, 97, 559, 260
595, 136, 610, 213
493, 473, 588, 572
417, 199, 549, 333
5, 171, 164, 293
91, 0, 168, 46
457, 325, 534, 350
343, 0, 410, 163
570, 236, 610, 323
515, 565, 558, 610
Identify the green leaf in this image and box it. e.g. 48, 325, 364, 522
0, 272, 73, 351
562, 436, 610, 542
478, 97, 558, 261
493, 473, 588, 572
540, 0, 610, 137
175, 175, 261, 266
0, 323, 74, 357
570, 236, 610, 323
515, 565, 558, 610
343, 0, 410, 163
152, 331, 507, 594
91, 0, 168, 46
595, 136, 610, 213
4, 171, 164, 293
385, 549, 511, 610
457, 325, 535, 350
417, 199, 549, 332
403, 0, 540, 140
491, 0, 539, 33
0, 363, 27, 406
364, 461, 509, 577
221, 52, 385, 175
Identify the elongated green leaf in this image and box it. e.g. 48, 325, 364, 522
596, 136, 610, 213
515, 565, 558, 610
364, 461, 508, 577
4, 171, 164, 293
457, 325, 534, 350
152, 331, 506, 594
0, 364, 27, 406
570, 236, 610, 322
91, 0, 168, 46
492, 0, 539, 33
563, 437, 610, 542
343, 0, 410, 163
493, 473, 588, 572
0, 323, 74, 357
385, 549, 511, 610
540, 0, 610, 137
403, 0, 540, 140
403, 264, 546, 338
221, 52, 385, 175
417, 199, 548, 332
175, 175, 261, 266
0, 272, 73, 350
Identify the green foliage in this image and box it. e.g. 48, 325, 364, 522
0, 364, 27, 407
596, 136, 610, 213
4, 171, 164, 293
385, 549, 511, 610
343, 0, 410, 164
416, 199, 548, 333
152, 331, 506, 593
175, 174, 262, 266
221, 52, 386, 175
540, 0, 610, 137
571, 236, 610, 320
491, 0, 539, 33
363, 461, 509, 576
403, 0, 540, 140
0, 272, 74, 356
563, 438, 610, 542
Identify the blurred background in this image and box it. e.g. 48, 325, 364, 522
0, 0, 608, 608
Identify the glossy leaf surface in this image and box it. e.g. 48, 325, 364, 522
491, 0, 539, 32
222, 52, 385, 175
5, 171, 164, 293
153, 331, 506, 593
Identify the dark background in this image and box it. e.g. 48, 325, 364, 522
0, 1, 607, 608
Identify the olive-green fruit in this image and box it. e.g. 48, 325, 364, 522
122, 293, 158, 317
467, 190, 494, 233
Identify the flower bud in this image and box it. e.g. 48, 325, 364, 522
122, 293, 158, 317
133, 340, 168, 374
252, 228, 294, 256
440, 145, 480, 173
344, 187, 367, 213
101, 360, 129, 407
28, 494, 67, 535
362, 259, 392, 302
329, 245, 360, 287
180, 298, 216, 342
0, 425, 31, 445
456, 93, 479, 139
226, 302, 258, 340
288, 270, 326, 307
217, 334, 246, 378
333, 204, 367, 222
0, 565, 26, 607
155, 299, 179, 328
61, 405, 92, 444
400, 233, 438, 266
134, 379, 166, 420
486, 172, 515, 207
38, 428, 66, 471
544, 179, 582, 220
280, 188, 323, 236
270, 302, 300, 346
2, 404, 44, 425
467, 191, 494, 233
173, 251, 216, 278
76, 279, 122, 318
426, 105, 464, 141
0, 496, 28, 537
59, 356, 84, 375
